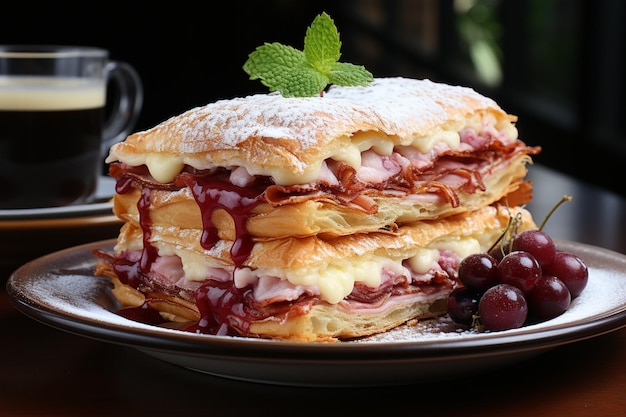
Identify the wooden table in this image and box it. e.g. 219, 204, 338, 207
2, 164, 625, 416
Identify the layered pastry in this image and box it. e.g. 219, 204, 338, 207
95, 77, 540, 341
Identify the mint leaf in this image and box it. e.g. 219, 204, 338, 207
304, 12, 342, 73
328, 61, 375, 87
243, 12, 373, 97
243, 43, 328, 97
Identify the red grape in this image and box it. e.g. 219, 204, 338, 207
478, 284, 528, 331
447, 223, 589, 332
458, 253, 499, 291
447, 287, 481, 326
543, 251, 588, 298
498, 251, 541, 295
528, 275, 571, 320
512, 229, 556, 268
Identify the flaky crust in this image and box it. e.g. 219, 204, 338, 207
106, 78, 512, 181
96, 263, 448, 342
246, 300, 449, 342
114, 204, 533, 270
100, 204, 535, 341
112, 153, 533, 240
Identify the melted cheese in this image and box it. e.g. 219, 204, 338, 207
331, 143, 361, 170
411, 129, 460, 153
253, 236, 483, 304
147, 234, 490, 305
146, 152, 184, 183
430, 236, 482, 259
179, 250, 212, 281
270, 162, 322, 186
407, 248, 440, 275
330, 132, 395, 170
284, 258, 387, 304
330, 129, 458, 171
132, 112, 516, 186
498, 119, 518, 142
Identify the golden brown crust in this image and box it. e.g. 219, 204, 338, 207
246, 299, 449, 342
114, 204, 533, 270
95, 262, 201, 323
101, 205, 535, 341
106, 78, 513, 182
99, 204, 535, 341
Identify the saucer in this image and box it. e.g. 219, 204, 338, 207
0, 176, 115, 220
0, 176, 120, 277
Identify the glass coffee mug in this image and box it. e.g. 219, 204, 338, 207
0, 45, 143, 209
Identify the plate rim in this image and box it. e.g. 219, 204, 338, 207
7, 238, 626, 363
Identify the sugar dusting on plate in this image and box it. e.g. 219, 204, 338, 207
23, 272, 181, 333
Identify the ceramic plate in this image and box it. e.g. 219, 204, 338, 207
7, 239, 626, 387
0, 176, 115, 220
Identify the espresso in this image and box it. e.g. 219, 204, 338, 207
0, 77, 105, 209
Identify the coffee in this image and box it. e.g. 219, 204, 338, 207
0, 45, 142, 210
0, 76, 106, 208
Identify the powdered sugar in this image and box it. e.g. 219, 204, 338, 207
111, 78, 503, 165
152, 94, 362, 151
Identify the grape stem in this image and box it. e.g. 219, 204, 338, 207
487, 216, 513, 254
471, 314, 484, 332
538, 195, 573, 231
487, 211, 523, 255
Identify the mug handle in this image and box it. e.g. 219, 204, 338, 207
101, 61, 143, 156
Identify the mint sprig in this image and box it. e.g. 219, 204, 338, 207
243, 12, 373, 97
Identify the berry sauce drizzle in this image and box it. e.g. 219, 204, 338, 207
106, 169, 265, 335
177, 173, 264, 334
138, 187, 159, 273
184, 279, 250, 335
178, 173, 263, 268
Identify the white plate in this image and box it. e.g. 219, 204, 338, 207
0, 176, 114, 220
7, 239, 626, 387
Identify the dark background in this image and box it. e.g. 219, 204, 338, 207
2, 0, 625, 197
1, 1, 340, 131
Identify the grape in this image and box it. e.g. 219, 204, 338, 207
447, 222, 589, 333
458, 253, 499, 291
447, 287, 481, 326
543, 251, 589, 298
478, 284, 528, 331
512, 229, 556, 268
497, 251, 541, 295
528, 275, 571, 320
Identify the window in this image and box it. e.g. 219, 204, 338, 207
334, 0, 626, 196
